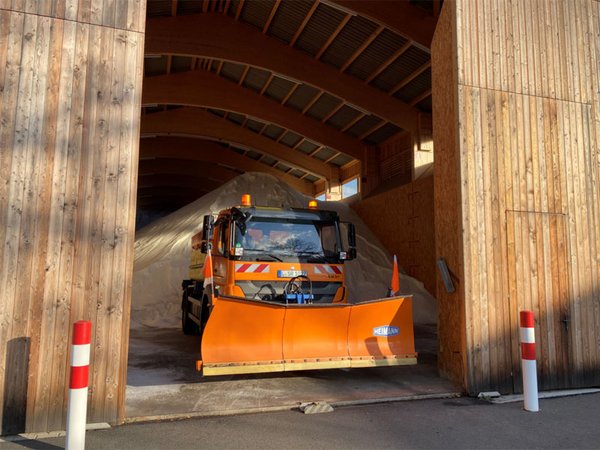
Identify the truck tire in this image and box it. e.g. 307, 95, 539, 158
182, 291, 199, 335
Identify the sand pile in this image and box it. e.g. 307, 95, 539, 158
132, 173, 437, 328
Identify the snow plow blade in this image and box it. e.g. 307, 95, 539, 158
199, 295, 417, 376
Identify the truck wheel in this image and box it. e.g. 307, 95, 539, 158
182, 291, 199, 335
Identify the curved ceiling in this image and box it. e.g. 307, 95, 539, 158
141, 0, 439, 212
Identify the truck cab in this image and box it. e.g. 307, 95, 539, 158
182, 196, 356, 334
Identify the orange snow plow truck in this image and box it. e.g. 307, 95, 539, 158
181, 195, 416, 376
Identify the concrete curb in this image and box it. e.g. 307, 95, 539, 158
0, 423, 111, 443
122, 391, 463, 425
488, 388, 600, 404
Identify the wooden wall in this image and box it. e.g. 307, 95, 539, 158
433, 0, 600, 394
352, 176, 435, 297
0, 1, 145, 433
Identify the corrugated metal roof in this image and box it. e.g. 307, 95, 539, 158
364, 123, 402, 145
227, 112, 246, 125
294, 4, 346, 57
243, 67, 271, 93
325, 105, 362, 130
268, 0, 314, 44
146, 0, 171, 17
305, 93, 341, 121
245, 118, 265, 133
276, 162, 292, 172
241, 0, 276, 31
313, 147, 336, 161
246, 150, 263, 160
144, 56, 167, 76
261, 155, 277, 166
394, 69, 432, 103
289, 169, 305, 178
371, 46, 430, 92
329, 153, 353, 167
285, 84, 320, 111
171, 55, 192, 73
320, 15, 378, 69
297, 140, 320, 154
416, 96, 432, 112
177, 0, 202, 15
345, 115, 382, 138
279, 131, 303, 148
207, 108, 226, 118
262, 124, 286, 140
264, 76, 296, 102
220, 61, 245, 83
304, 174, 319, 182
346, 29, 408, 81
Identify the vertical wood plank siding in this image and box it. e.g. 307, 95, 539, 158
434, 0, 600, 393
0, 1, 144, 433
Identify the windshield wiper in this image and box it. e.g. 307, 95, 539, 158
297, 252, 328, 262
255, 254, 283, 262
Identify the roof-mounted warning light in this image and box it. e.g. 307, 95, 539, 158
308, 200, 318, 209
241, 194, 252, 206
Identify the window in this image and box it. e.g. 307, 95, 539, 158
316, 193, 326, 201
341, 178, 358, 199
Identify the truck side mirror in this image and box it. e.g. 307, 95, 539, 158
202, 214, 214, 241
347, 223, 356, 260
200, 241, 211, 254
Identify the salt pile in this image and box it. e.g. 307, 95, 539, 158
132, 173, 437, 329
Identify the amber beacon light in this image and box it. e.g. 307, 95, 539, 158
308, 200, 318, 209
241, 194, 252, 206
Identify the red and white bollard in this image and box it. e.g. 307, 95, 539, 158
66, 321, 91, 450
520, 311, 539, 412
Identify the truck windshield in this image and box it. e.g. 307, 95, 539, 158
235, 218, 339, 263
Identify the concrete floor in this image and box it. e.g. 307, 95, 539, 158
125, 324, 461, 421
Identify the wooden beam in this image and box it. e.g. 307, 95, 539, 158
389, 61, 431, 95
171, 0, 178, 16
358, 119, 387, 140
139, 137, 315, 194
340, 25, 384, 73
315, 14, 351, 60
365, 41, 412, 83
146, 14, 420, 132
281, 83, 299, 105
325, 0, 437, 49
234, 0, 244, 19
140, 107, 337, 179
142, 70, 367, 160
263, 0, 281, 33
290, 0, 319, 47
321, 100, 344, 123
410, 89, 432, 107
302, 90, 323, 114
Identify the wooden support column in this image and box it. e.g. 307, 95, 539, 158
433, 0, 600, 395
0, 2, 145, 433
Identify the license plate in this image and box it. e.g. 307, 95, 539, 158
277, 270, 307, 278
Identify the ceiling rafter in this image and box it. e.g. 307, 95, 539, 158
324, 0, 436, 49
263, 0, 281, 34
302, 90, 323, 114
410, 89, 432, 107
140, 107, 338, 179
260, 73, 274, 95
238, 65, 250, 86
341, 112, 366, 132
340, 25, 384, 73
234, 0, 244, 20
321, 101, 345, 124
389, 61, 431, 96
143, 71, 369, 160
358, 120, 387, 141
281, 83, 299, 105
315, 14, 351, 60
171, 0, 177, 16
365, 41, 412, 83
223, 0, 231, 15
140, 137, 315, 195
146, 14, 420, 132
290, 0, 319, 47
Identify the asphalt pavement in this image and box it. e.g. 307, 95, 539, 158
2, 392, 599, 449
